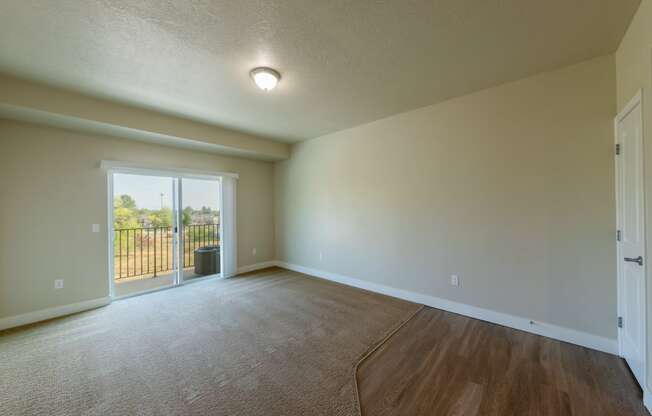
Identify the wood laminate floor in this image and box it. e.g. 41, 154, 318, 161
357, 307, 648, 416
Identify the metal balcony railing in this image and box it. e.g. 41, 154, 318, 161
113, 224, 219, 280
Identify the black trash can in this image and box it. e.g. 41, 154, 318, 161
194, 246, 220, 276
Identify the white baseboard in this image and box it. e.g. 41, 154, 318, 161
0, 261, 274, 331
1, 262, 618, 356
237, 260, 278, 275
276, 261, 618, 355
0, 296, 111, 332
645, 389, 652, 414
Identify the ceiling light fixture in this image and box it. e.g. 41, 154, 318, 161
250, 67, 281, 91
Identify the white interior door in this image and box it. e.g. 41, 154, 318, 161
616, 91, 646, 389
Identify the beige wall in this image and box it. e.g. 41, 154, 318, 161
0, 121, 275, 319
275, 55, 617, 339
616, 0, 652, 393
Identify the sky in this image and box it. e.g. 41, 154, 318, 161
114, 173, 220, 210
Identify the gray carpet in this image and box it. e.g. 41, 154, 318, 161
0, 268, 420, 415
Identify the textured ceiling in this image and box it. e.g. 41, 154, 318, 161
0, 1, 641, 142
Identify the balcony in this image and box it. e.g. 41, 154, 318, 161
113, 224, 219, 295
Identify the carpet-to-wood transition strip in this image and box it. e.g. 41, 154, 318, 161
0, 267, 421, 415
351, 304, 424, 416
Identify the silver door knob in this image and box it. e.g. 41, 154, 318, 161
624, 256, 644, 266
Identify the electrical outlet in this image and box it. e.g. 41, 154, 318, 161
451, 274, 459, 287
252, 247, 257, 256
92, 224, 100, 233
54, 279, 64, 289
319, 252, 323, 261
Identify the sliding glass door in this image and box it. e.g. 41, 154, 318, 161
110, 173, 222, 298
179, 178, 221, 282
112, 173, 179, 297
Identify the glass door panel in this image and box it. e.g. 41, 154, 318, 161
112, 173, 178, 297
180, 178, 221, 282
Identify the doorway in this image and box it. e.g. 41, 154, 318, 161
180, 177, 222, 282
615, 90, 646, 390
108, 172, 222, 298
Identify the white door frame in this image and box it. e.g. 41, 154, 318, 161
615, 89, 647, 389
105, 164, 228, 299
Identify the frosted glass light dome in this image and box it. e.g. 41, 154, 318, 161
250, 67, 280, 91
